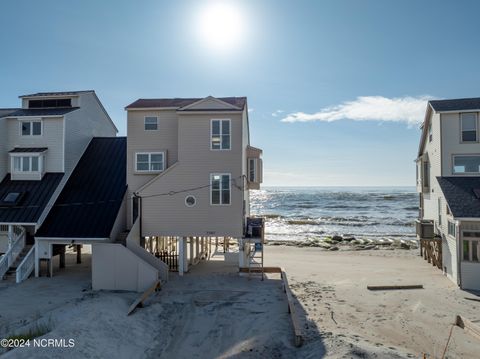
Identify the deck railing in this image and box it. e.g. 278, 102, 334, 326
0, 226, 26, 280
420, 238, 442, 269
16, 245, 35, 283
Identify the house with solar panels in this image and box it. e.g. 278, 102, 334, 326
416, 97, 480, 290
0, 91, 125, 283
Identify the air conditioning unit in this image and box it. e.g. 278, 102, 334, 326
415, 219, 434, 239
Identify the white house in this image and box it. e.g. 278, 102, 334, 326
416, 97, 480, 291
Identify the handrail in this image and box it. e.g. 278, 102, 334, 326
16, 245, 35, 283
0, 226, 25, 280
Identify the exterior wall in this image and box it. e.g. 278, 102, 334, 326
460, 261, 480, 290
0, 235, 8, 253
109, 193, 127, 241
91, 243, 159, 292
138, 111, 245, 237
5, 117, 64, 173
242, 109, 250, 218
126, 109, 179, 226
0, 119, 7, 181
441, 112, 480, 176
64, 92, 117, 174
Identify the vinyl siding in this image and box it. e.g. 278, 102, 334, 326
5, 117, 64, 173
137, 112, 244, 237
242, 109, 250, 218
0, 119, 7, 181
441, 112, 480, 176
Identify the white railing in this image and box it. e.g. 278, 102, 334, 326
0, 226, 26, 280
16, 245, 35, 283
0, 224, 9, 233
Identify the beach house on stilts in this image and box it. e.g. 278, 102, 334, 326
124, 96, 263, 276
416, 97, 480, 290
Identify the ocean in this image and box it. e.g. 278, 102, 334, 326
250, 187, 418, 242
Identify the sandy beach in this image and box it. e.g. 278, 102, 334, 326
1, 245, 479, 358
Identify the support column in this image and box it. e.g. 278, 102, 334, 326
76, 245, 82, 264
59, 249, 65, 269
34, 241, 39, 277
195, 237, 200, 262
7, 225, 13, 251
178, 237, 186, 276
201, 237, 205, 259
189, 237, 194, 265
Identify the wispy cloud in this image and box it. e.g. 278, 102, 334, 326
281, 96, 435, 125
271, 109, 284, 117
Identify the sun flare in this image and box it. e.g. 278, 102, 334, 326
197, 2, 245, 51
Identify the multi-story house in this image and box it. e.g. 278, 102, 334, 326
0, 90, 119, 282
416, 97, 480, 290
125, 96, 263, 274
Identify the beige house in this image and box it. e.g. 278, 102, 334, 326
125, 96, 263, 274
416, 97, 480, 290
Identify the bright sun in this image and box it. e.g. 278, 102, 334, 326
197, 2, 245, 51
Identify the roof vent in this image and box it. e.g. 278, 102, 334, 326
473, 189, 480, 199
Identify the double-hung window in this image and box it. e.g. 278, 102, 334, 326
211, 119, 231, 150
135, 152, 165, 172
462, 232, 480, 262
448, 221, 456, 237
248, 158, 257, 182
211, 173, 231, 205
144, 117, 158, 131
461, 113, 477, 142
13, 156, 40, 173
21, 120, 42, 136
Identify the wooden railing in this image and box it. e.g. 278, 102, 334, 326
16, 245, 35, 283
0, 226, 26, 280
420, 238, 442, 269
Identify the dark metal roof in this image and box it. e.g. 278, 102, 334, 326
0, 173, 63, 224
0, 108, 20, 118
437, 177, 480, 218
3, 108, 79, 117
125, 97, 246, 110
19, 91, 94, 98
429, 97, 480, 112
36, 137, 127, 238
9, 147, 48, 153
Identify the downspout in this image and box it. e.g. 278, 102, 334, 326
456, 220, 462, 288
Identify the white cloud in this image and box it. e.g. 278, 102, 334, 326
271, 109, 284, 117
281, 96, 435, 125
248, 108, 254, 113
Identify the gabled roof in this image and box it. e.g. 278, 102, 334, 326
0, 173, 63, 224
19, 90, 94, 98
36, 137, 127, 238
1, 108, 79, 118
437, 176, 480, 218
429, 97, 480, 112
9, 147, 48, 153
125, 96, 247, 110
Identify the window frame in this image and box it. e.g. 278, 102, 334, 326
452, 154, 480, 175
11, 155, 41, 173
210, 173, 231, 206
19, 119, 42, 137
462, 232, 480, 263
447, 221, 456, 238
210, 119, 231, 151
248, 158, 258, 182
460, 112, 478, 143
428, 122, 432, 142
144, 116, 159, 131
134, 152, 165, 173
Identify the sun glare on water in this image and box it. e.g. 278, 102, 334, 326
197, 2, 245, 52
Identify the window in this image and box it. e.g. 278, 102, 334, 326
428, 123, 432, 142
462, 233, 480, 262
21, 120, 41, 136
423, 161, 430, 188
144, 117, 158, 131
12, 156, 40, 173
448, 221, 456, 237
461, 113, 477, 142
185, 195, 196, 207
453, 155, 480, 174
135, 152, 165, 172
211, 173, 231, 205
211, 119, 231, 150
248, 158, 257, 182
28, 98, 71, 108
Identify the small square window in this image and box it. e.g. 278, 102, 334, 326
145, 117, 158, 131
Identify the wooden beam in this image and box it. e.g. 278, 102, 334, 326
367, 284, 423, 291
281, 270, 303, 347
239, 266, 282, 274
456, 315, 480, 340
127, 280, 161, 316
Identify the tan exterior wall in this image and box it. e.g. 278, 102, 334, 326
441, 112, 480, 176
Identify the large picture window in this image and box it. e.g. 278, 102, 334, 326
13, 156, 40, 173
211, 119, 231, 150
210, 173, 231, 205
453, 155, 480, 174
461, 113, 477, 142
135, 152, 165, 172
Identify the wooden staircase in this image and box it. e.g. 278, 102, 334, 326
3, 244, 33, 281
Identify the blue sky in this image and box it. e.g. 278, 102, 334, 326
1, 0, 479, 186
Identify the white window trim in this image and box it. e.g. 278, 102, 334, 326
10, 155, 42, 173
462, 236, 480, 262
248, 158, 258, 182
447, 220, 456, 238
134, 152, 165, 173
210, 173, 231, 206
144, 116, 159, 131
452, 154, 480, 175
460, 112, 478, 143
210, 119, 231, 151
19, 119, 43, 137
